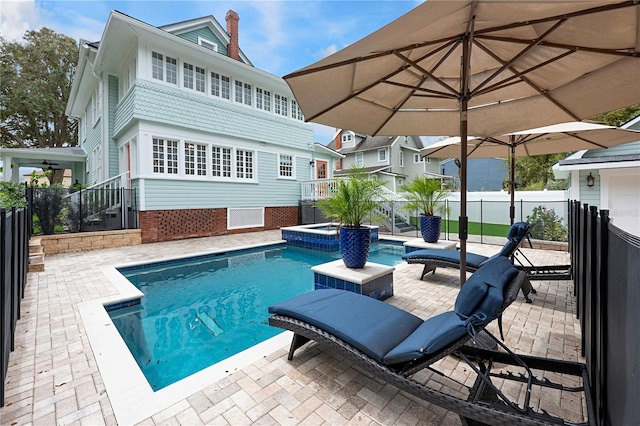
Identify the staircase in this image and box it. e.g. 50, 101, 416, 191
28, 237, 45, 272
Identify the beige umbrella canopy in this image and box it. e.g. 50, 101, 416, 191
284, 1, 640, 283
420, 121, 640, 223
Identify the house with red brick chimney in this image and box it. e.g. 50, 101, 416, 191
64, 10, 338, 243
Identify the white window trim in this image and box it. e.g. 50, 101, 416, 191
198, 37, 218, 52
355, 152, 364, 165
148, 136, 257, 183
277, 153, 296, 180
378, 148, 387, 162
399, 151, 404, 167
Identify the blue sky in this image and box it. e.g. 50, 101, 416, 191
1, 0, 424, 143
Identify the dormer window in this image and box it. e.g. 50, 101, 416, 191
198, 37, 218, 52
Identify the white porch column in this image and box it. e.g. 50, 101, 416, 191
1, 155, 18, 182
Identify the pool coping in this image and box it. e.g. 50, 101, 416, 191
79, 236, 413, 424
79, 241, 294, 425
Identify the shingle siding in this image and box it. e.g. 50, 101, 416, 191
114, 80, 313, 150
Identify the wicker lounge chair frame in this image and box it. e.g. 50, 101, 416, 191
269, 271, 594, 426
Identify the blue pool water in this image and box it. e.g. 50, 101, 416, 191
110, 240, 405, 390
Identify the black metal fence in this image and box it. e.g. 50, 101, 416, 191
26, 187, 138, 235
0, 206, 30, 407
569, 200, 640, 426
301, 198, 570, 243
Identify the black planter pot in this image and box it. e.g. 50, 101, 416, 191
420, 215, 442, 243
340, 226, 371, 268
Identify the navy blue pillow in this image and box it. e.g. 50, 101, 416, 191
383, 312, 467, 364
454, 277, 489, 318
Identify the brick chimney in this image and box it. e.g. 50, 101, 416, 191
225, 10, 240, 61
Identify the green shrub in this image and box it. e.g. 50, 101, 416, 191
0, 181, 26, 209
526, 206, 568, 242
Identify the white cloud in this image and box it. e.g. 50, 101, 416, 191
311, 123, 336, 145
315, 43, 337, 60
0, 0, 42, 41
0, 0, 105, 44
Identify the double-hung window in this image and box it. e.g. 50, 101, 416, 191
236, 149, 254, 179
195, 66, 205, 93
185, 143, 207, 176
279, 154, 294, 178
291, 100, 303, 120
183, 63, 194, 89
211, 72, 231, 99
212, 146, 232, 178
151, 51, 177, 85
256, 87, 271, 111
152, 52, 163, 80
355, 152, 364, 166
275, 94, 288, 116
153, 138, 179, 174
378, 148, 387, 162
235, 80, 252, 105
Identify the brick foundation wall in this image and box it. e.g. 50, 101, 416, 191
40, 230, 142, 255
139, 206, 299, 243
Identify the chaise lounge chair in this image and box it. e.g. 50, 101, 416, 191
402, 221, 533, 280
268, 256, 593, 425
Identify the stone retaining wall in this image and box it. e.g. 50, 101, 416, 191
40, 230, 142, 255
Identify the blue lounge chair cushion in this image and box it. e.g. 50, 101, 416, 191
385, 257, 519, 365
455, 256, 516, 321
403, 249, 489, 269
268, 289, 423, 364
383, 311, 467, 364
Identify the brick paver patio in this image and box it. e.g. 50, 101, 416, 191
0, 231, 584, 425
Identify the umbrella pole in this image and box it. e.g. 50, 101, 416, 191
458, 32, 472, 286
510, 141, 515, 225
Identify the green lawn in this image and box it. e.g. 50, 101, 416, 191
408, 216, 511, 238
441, 220, 511, 238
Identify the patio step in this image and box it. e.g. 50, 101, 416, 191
29, 237, 45, 272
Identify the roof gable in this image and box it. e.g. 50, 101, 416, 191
159, 15, 251, 65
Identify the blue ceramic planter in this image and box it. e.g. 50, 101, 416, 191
340, 227, 371, 268
420, 215, 442, 243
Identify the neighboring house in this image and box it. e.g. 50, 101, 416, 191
553, 115, 640, 237
64, 10, 321, 243
327, 130, 442, 192
440, 158, 508, 191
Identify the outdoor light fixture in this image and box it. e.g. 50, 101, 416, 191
586, 172, 595, 188
309, 160, 315, 166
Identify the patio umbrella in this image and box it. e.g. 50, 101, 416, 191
284, 1, 640, 284
420, 122, 640, 224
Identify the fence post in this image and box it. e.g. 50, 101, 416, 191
480, 199, 483, 244
0, 208, 5, 407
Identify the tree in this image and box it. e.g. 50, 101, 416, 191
512, 153, 568, 190
0, 28, 78, 149
590, 104, 640, 127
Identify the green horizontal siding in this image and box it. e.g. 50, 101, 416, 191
140, 152, 308, 210
176, 28, 228, 57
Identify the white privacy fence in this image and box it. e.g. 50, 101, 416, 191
442, 190, 570, 226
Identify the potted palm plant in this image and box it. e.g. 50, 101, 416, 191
316, 166, 384, 268
400, 176, 448, 243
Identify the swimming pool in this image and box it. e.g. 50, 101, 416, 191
109, 240, 405, 390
